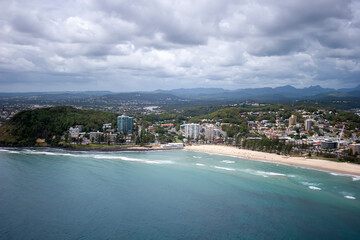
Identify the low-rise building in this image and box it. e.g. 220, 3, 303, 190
69, 127, 80, 138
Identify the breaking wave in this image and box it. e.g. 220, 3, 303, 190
242, 169, 288, 178
344, 195, 356, 200
0, 148, 171, 164
214, 166, 236, 171
330, 172, 360, 181
221, 160, 235, 164
340, 192, 356, 200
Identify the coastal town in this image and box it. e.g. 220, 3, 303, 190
60, 106, 360, 160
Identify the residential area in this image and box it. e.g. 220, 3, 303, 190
62, 106, 360, 160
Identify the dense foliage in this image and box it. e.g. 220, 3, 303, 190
141, 113, 187, 124
241, 138, 294, 155
2, 106, 117, 146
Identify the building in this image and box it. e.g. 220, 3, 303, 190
183, 123, 200, 140
321, 141, 338, 149
161, 123, 174, 128
305, 119, 314, 131
289, 115, 297, 126
117, 115, 133, 133
69, 127, 80, 138
104, 133, 117, 143
161, 143, 184, 148
89, 131, 102, 142
204, 124, 215, 141
349, 144, 360, 155
214, 128, 225, 139
102, 123, 112, 131
248, 121, 257, 128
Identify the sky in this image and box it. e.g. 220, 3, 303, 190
1, 0, 360, 92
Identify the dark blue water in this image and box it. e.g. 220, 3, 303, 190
0, 148, 359, 239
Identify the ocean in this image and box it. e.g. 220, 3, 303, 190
0, 148, 359, 239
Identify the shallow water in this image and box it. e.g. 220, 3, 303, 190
0, 148, 359, 239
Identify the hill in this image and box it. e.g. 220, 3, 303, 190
0, 106, 117, 146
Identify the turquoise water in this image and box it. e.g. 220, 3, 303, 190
0, 148, 359, 240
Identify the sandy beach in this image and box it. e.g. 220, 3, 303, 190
185, 145, 360, 176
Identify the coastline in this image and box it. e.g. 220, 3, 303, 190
59, 145, 165, 152
185, 144, 360, 176
0, 144, 168, 152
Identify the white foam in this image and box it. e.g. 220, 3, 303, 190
6, 149, 172, 165
221, 160, 235, 164
0, 149, 22, 154
195, 163, 205, 166
24, 151, 77, 157
308, 186, 322, 190
352, 176, 360, 181
301, 182, 321, 186
92, 155, 171, 164
330, 172, 360, 181
214, 166, 236, 171
242, 169, 288, 178
258, 171, 286, 176
193, 156, 202, 159
254, 170, 286, 177
145, 160, 172, 164
344, 196, 356, 200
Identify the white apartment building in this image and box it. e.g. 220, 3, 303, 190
183, 124, 200, 139
204, 124, 215, 141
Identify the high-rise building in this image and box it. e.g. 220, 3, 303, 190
321, 141, 338, 149
305, 119, 314, 131
184, 123, 200, 139
204, 124, 215, 141
350, 144, 360, 155
289, 115, 297, 126
117, 115, 133, 133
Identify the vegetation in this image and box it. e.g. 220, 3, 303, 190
141, 113, 187, 124
0, 106, 116, 146
241, 138, 294, 155
221, 123, 248, 138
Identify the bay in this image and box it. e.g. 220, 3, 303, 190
0, 148, 359, 239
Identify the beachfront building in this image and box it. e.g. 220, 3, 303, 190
350, 144, 360, 155
117, 115, 133, 133
69, 127, 80, 138
89, 131, 102, 143
204, 124, 215, 141
321, 140, 338, 149
183, 123, 200, 140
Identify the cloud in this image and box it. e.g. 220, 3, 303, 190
0, 0, 360, 91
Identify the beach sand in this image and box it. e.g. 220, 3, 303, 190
185, 145, 360, 176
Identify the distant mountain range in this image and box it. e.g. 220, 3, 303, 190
154, 85, 360, 102
0, 91, 112, 100
1, 85, 359, 103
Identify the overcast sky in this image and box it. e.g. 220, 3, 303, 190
1, 0, 360, 92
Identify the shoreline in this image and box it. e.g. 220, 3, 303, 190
2, 144, 360, 176
0, 145, 169, 152
185, 145, 360, 176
